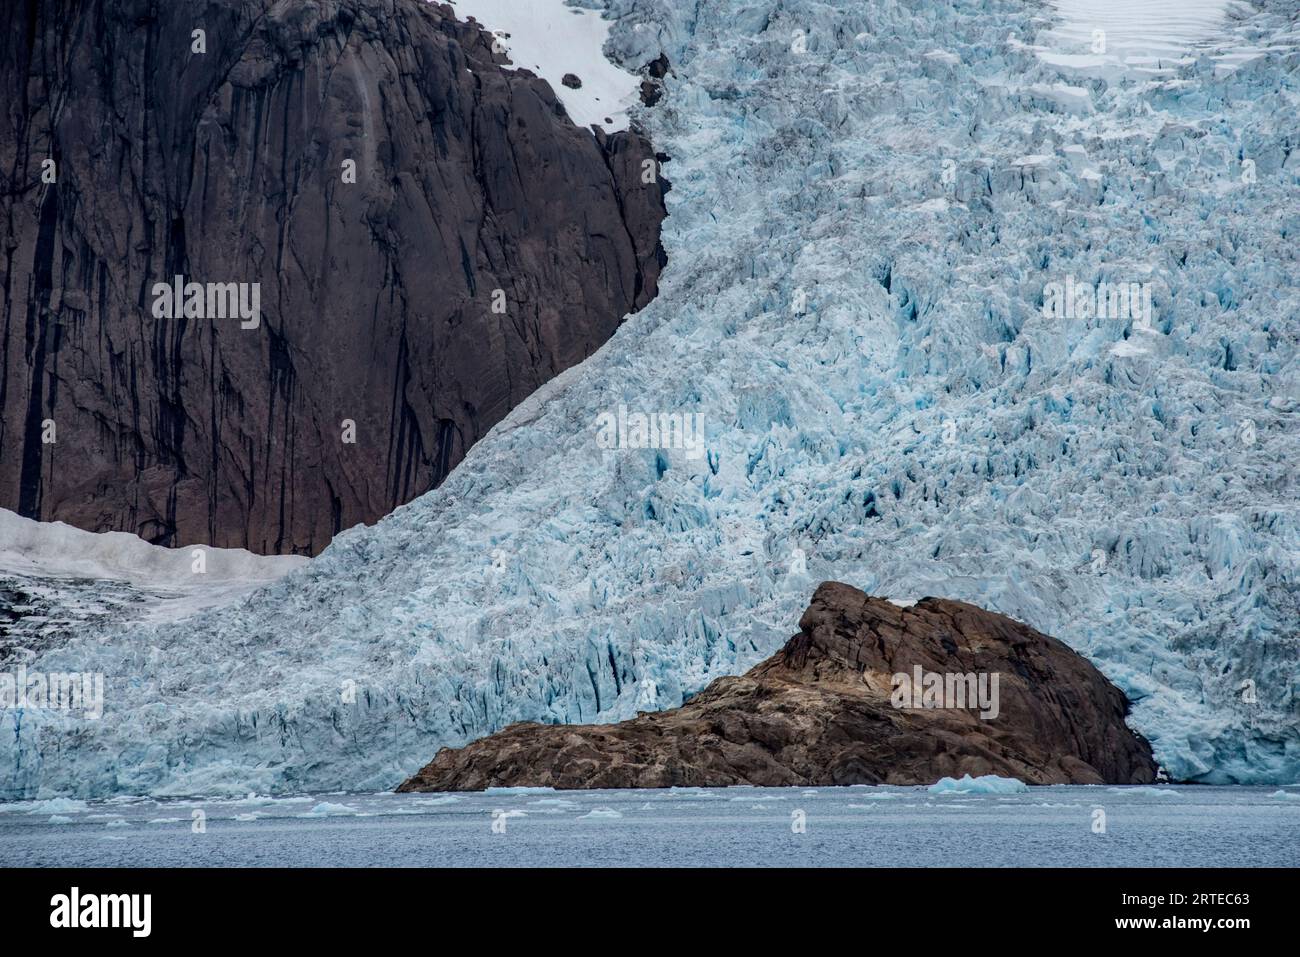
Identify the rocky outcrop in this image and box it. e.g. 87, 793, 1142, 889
398, 582, 1159, 791
0, 0, 666, 554
639, 53, 669, 107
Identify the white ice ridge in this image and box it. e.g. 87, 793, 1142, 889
0, 509, 305, 588
441, 0, 641, 131
1036, 0, 1299, 77
0, 510, 308, 648
4, 0, 1298, 798
1048, 0, 1234, 56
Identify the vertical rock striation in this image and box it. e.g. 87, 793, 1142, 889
0, 0, 666, 554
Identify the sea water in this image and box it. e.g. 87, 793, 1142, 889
1, 785, 1295, 867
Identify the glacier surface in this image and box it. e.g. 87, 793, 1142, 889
3, 0, 1298, 798
0, 508, 306, 675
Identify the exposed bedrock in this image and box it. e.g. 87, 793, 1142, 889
399, 582, 1160, 791
0, 0, 666, 554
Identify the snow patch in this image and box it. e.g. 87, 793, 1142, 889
442, 0, 641, 131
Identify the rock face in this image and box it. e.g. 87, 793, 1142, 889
398, 582, 1159, 791
0, 0, 666, 554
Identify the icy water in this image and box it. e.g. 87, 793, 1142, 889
1, 785, 1296, 867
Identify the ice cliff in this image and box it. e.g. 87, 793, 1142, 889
3, 0, 1297, 797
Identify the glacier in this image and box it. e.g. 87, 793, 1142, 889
0, 508, 306, 669
2, 0, 1297, 798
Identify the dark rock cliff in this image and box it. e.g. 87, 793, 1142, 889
0, 0, 666, 554
398, 582, 1160, 790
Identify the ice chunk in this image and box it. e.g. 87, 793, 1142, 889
26, 798, 88, 815
299, 802, 360, 817
929, 775, 1030, 795
1024, 82, 1093, 114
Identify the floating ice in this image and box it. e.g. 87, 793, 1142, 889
26, 798, 88, 815
299, 802, 360, 817
929, 775, 1031, 795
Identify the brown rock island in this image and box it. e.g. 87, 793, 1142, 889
398, 582, 1159, 791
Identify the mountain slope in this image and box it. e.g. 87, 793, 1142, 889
4, 0, 1297, 798
0, 0, 666, 555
